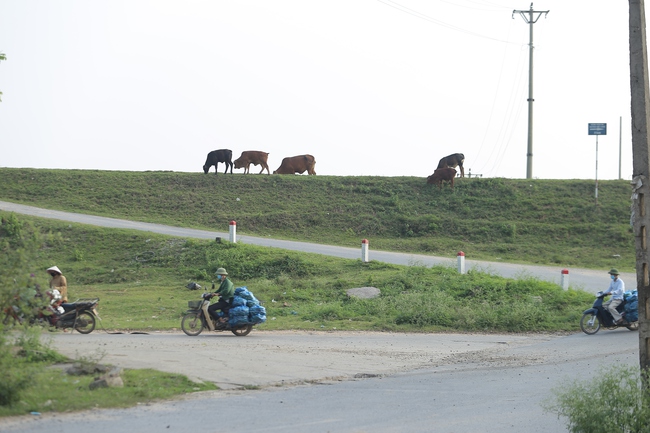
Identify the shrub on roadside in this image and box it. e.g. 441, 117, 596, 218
0, 331, 34, 406
0, 327, 66, 407
544, 366, 650, 433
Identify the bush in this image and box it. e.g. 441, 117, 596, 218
0, 331, 34, 406
544, 366, 650, 433
0, 328, 66, 407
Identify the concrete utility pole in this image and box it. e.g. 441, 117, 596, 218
513, 3, 549, 179
629, 0, 650, 373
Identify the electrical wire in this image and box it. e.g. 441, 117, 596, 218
375, 0, 538, 178
376, 0, 516, 44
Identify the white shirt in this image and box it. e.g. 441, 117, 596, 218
604, 277, 625, 300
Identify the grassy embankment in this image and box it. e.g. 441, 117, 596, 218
0, 168, 635, 270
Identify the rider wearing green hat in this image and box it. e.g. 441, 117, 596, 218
207, 267, 235, 322
603, 268, 625, 324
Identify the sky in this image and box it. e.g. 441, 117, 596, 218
0, 1, 640, 179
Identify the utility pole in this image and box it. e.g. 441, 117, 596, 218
513, 3, 549, 179
629, 0, 650, 374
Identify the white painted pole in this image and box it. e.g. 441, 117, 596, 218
457, 251, 466, 275
361, 239, 369, 263
561, 269, 569, 290
229, 220, 237, 243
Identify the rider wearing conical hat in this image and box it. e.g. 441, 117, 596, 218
46, 266, 68, 303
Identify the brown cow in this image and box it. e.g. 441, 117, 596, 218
437, 153, 465, 177
427, 168, 457, 189
233, 151, 270, 174
273, 154, 316, 175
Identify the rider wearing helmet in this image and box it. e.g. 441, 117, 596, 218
207, 267, 235, 322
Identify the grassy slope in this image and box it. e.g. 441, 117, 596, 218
1, 212, 595, 333
0, 168, 634, 270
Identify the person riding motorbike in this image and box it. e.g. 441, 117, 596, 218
603, 268, 626, 325
47, 266, 68, 303
207, 267, 234, 323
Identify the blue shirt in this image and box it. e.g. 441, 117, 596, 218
604, 278, 625, 300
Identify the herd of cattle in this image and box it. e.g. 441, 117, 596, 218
203, 150, 316, 176
203, 149, 463, 189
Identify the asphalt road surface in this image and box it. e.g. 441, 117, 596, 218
0, 328, 640, 433
0, 200, 634, 291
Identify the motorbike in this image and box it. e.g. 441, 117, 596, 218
33, 297, 101, 334
181, 292, 254, 337
580, 291, 639, 335
3, 289, 100, 334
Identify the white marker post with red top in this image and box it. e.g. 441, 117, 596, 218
561, 269, 569, 290
457, 251, 466, 274
229, 220, 237, 243
361, 239, 369, 263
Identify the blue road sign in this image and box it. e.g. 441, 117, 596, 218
588, 123, 607, 135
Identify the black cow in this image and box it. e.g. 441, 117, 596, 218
437, 153, 465, 177
203, 149, 233, 174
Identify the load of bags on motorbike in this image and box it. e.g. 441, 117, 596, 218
624, 290, 639, 322
215, 287, 267, 326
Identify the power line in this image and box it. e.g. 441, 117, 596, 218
376, 0, 516, 44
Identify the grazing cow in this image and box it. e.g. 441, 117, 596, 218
203, 149, 233, 174
273, 154, 316, 175
233, 151, 270, 175
437, 153, 465, 177
427, 168, 457, 189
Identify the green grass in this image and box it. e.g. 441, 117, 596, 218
0, 365, 217, 417
0, 168, 633, 415
0, 168, 635, 271
1, 212, 594, 333
0, 328, 216, 417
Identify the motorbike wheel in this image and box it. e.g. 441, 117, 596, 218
181, 311, 204, 336
580, 313, 600, 335
231, 325, 253, 337
626, 321, 640, 331
74, 311, 96, 334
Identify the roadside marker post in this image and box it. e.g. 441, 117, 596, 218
457, 251, 466, 275
561, 269, 569, 290
361, 239, 369, 263
229, 220, 237, 243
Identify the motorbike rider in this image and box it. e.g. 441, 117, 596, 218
207, 267, 234, 323
47, 266, 68, 303
603, 268, 626, 325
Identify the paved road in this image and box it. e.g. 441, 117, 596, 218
0, 329, 639, 433
0, 200, 633, 291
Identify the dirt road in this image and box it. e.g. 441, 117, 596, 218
45, 329, 560, 389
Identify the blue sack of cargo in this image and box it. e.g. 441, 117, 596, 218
625, 290, 638, 302
228, 305, 250, 326
231, 296, 247, 307
249, 305, 267, 324
235, 287, 253, 300
625, 299, 639, 322
229, 305, 249, 317
235, 286, 261, 307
